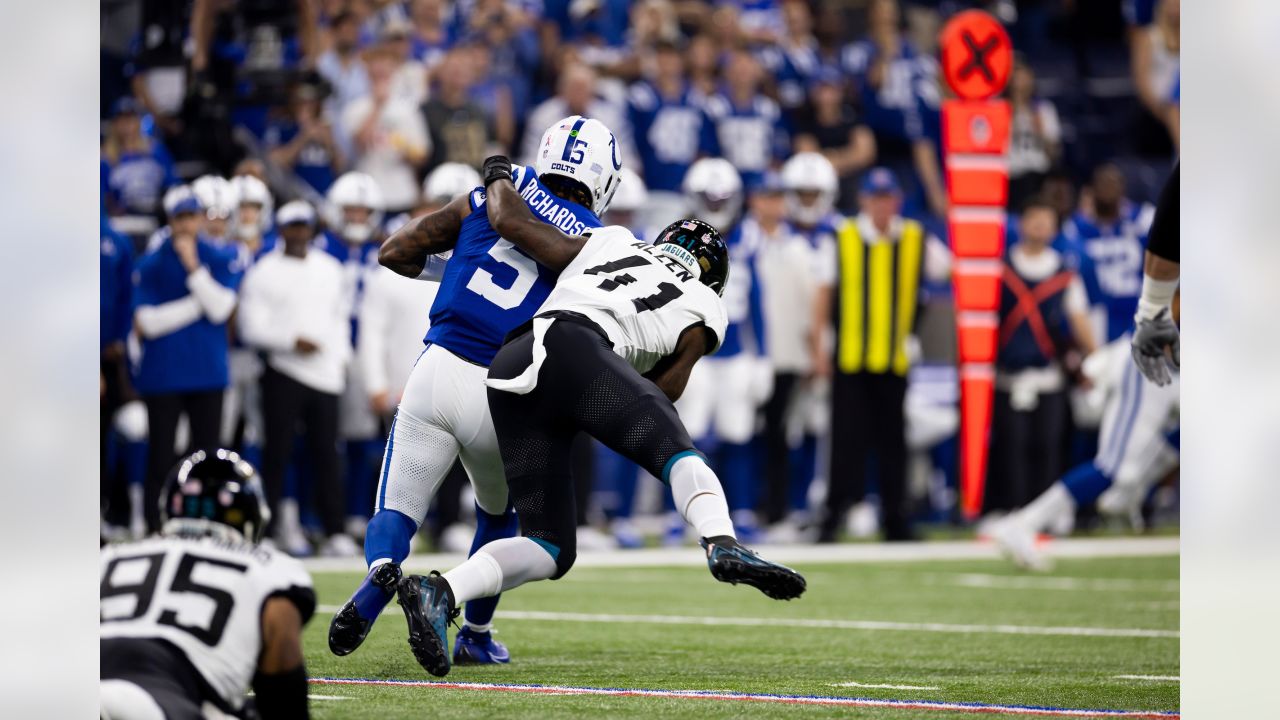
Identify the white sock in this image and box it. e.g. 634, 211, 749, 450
1016, 482, 1076, 534
443, 537, 557, 605
669, 455, 736, 539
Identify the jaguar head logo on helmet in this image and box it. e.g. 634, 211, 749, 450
534, 115, 624, 216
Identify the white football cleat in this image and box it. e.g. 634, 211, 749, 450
988, 517, 1052, 572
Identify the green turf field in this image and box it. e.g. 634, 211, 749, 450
302, 552, 1179, 719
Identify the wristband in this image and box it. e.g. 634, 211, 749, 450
1134, 275, 1178, 322
482, 155, 513, 188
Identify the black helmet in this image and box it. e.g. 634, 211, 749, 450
161, 449, 271, 544
654, 218, 730, 296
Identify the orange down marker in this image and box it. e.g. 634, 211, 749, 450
938, 10, 1013, 521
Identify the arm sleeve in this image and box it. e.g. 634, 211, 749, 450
1064, 274, 1089, 315
135, 296, 204, 338
924, 234, 952, 281
236, 265, 297, 353
251, 665, 309, 720
186, 266, 238, 324
415, 250, 452, 281
1145, 163, 1179, 263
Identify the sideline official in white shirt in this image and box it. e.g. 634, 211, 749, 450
237, 201, 359, 556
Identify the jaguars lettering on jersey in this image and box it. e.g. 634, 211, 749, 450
100, 535, 314, 711
425, 165, 603, 365
536, 225, 729, 375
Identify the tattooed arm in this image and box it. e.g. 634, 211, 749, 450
378, 193, 470, 278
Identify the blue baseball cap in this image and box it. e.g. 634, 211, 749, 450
163, 185, 203, 217
860, 167, 900, 195
748, 170, 785, 196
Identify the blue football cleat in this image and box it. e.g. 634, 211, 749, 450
396, 572, 459, 677
453, 626, 511, 664
329, 562, 401, 656
700, 535, 806, 600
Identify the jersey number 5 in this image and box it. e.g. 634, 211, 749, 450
102, 552, 248, 646
466, 240, 539, 310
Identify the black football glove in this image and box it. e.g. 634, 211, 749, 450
1130, 307, 1180, 387
482, 155, 513, 188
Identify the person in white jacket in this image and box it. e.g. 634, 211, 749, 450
237, 201, 359, 557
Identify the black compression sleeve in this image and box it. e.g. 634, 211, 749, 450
252, 665, 309, 719
1146, 163, 1179, 263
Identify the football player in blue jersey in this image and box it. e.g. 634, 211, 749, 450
1059, 164, 1153, 346
704, 49, 790, 191
674, 159, 771, 544
328, 116, 623, 666
627, 40, 720, 228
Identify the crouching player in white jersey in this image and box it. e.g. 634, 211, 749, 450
394, 155, 807, 678
101, 450, 314, 719
328, 116, 621, 665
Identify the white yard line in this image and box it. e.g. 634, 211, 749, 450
301, 536, 1179, 573
312, 677, 1180, 718
307, 694, 352, 701
831, 681, 942, 690
1114, 675, 1180, 682
313, 605, 1176, 639
937, 573, 1180, 593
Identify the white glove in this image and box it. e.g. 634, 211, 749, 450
113, 400, 149, 442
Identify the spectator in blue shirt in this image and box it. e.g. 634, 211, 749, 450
628, 40, 720, 226
841, 0, 947, 217
265, 82, 347, 197
705, 48, 790, 191
101, 96, 178, 218
132, 186, 242, 534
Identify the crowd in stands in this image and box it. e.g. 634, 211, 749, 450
101, 0, 1179, 552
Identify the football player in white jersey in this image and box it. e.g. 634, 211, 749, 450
101, 450, 314, 719
394, 155, 806, 678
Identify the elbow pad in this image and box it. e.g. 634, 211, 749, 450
416, 250, 452, 282
252, 664, 309, 720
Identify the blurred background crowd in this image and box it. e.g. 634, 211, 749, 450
100, 0, 1180, 555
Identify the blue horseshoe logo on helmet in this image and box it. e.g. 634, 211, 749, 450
609, 133, 622, 171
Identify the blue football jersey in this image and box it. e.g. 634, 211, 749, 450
426, 166, 604, 365
704, 93, 790, 191
717, 218, 768, 358
841, 39, 940, 144
1059, 202, 1154, 343
627, 81, 720, 192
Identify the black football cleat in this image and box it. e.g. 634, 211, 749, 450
397, 572, 460, 677
329, 562, 403, 656
700, 535, 807, 600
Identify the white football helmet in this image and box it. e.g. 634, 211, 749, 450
230, 175, 273, 237
609, 167, 649, 214
781, 152, 838, 227
192, 175, 237, 220
422, 163, 483, 205
533, 115, 623, 216
682, 158, 742, 233
326, 172, 385, 244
